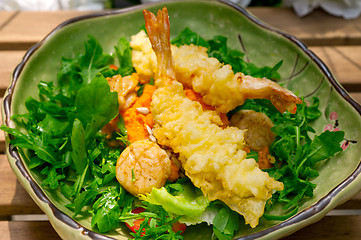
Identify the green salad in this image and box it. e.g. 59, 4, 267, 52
1, 26, 345, 240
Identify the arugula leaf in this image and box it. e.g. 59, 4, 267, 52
79, 35, 113, 84
71, 118, 87, 174
73, 188, 99, 216
37, 114, 69, 137
263, 98, 344, 214
114, 37, 134, 76
0, 125, 59, 164
41, 166, 65, 189
57, 35, 115, 97
75, 73, 119, 142
246, 149, 259, 162
91, 187, 122, 233
120, 202, 184, 240
296, 130, 344, 177
171, 27, 209, 47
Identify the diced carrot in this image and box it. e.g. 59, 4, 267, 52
120, 84, 157, 143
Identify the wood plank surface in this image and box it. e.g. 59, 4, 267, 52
336, 192, 361, 209
283, 215, 361, 240
0, 215, 361, 240
0, 7, 361, 49
310, 46, 361, 89
0, 154, 43, 217
0, 51, 24, 95
351, 92, 361, 104
0, 12, 17, 29
0, 11, 92, 50
0, 221, 61, 240
248, 7, 361, 46
0, 102, 3, 152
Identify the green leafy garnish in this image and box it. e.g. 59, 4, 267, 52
75, 73, 119, 142
121, 203, 184, 239
114, 37, 134, 76
1, 36, 126, 233
91, 186, 123, 233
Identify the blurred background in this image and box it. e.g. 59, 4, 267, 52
0, 0, 281, 11
0, 0, 360, 19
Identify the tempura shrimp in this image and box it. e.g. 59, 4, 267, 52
132, 21, 302, 114
144, 7, 283, 228
116, 139, 172, 196
172, 46, 302, 114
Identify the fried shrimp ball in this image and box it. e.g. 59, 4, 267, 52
116, 140, 172, 196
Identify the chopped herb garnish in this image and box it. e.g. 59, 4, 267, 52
131, 168, 136, 182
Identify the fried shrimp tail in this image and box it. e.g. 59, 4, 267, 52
239, 74, 302, 114
143, 8, 175, 85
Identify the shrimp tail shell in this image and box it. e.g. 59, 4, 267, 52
143, 8, 175, 83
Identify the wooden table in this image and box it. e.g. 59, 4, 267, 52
1, 7, 361, 240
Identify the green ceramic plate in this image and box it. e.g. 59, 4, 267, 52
2, 0, 361, 239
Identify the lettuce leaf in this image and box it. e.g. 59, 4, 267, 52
140, 182, 210, 217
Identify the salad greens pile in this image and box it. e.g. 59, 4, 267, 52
1, 26, 344, 240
